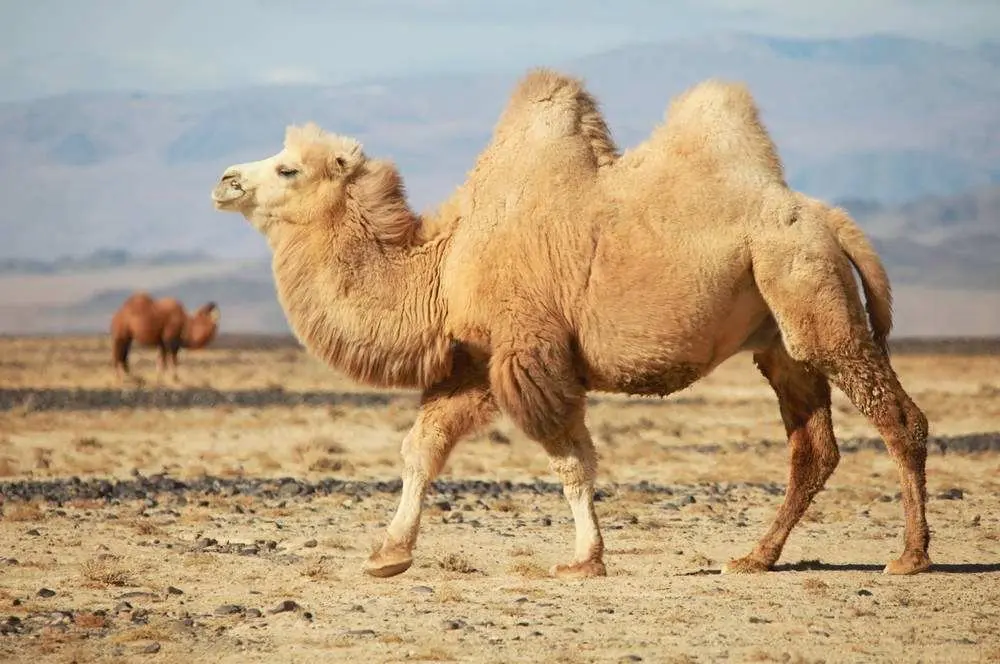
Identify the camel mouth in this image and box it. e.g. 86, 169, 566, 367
212, 177, 247, 209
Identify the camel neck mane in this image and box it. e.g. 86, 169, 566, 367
269, 163, 454, 389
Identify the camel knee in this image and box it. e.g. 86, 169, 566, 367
399, 423, 448, 479
549, 448, 597, 490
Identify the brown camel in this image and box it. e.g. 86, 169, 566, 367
110, 292, 220, 383
211, 69, 929, 580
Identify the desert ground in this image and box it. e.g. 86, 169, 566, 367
0, 335, 998, 663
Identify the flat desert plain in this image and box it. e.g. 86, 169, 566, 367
0, 336, 998, 663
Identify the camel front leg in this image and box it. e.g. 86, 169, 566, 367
365, 368, 495, 578
489, 337, 606, 579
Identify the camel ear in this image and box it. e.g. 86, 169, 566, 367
202, 302, 220, 323
329, 141, 364, 177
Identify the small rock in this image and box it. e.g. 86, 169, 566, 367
131, 609, 150, 624
537, 516, 552, 527
936, 488, 964, 500
748, 616, 771, 624
114, 601, 133, 613
2, 558, 17, 566
137, 642, 161, 654
37, 588, 56, 598
436, 501, 452, 512
194, 537, 217, 549
443, 619, 466, 630
167, 586, 184, 596
239, 546, 260, 556
119, 591, 157, 600
268, 600, 299, 614
302, 611, 313, 621
619, 656, 643, 663
26, 529, 41, 537
303, 539, 317, 548
350, 604, 365, 612
856, 589, 873, 596
11, 599, 21, 606
514, 597, 529, 604
245, 608, 262, 618
598, 607, 614, 614
411, 585, 434, 594
214, 604, 244, 616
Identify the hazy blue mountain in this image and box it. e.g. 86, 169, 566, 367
1, 33, 998, 262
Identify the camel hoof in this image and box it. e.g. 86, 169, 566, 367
721, 555, 771, 574
364, 549, 413, 578
883, 552, 932, 575
551, 560, 607, 579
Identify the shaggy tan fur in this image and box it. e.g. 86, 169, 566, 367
212, 68, 930, 580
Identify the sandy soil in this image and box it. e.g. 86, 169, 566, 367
1, 337, 998, 663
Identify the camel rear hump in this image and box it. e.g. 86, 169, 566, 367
659, 79, 786, 188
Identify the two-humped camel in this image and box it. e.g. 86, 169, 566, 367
211, 69, 930, 579
111, 292, 220, 383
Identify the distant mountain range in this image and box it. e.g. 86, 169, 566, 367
1, 33, 998, 262
0, 181, 996, 337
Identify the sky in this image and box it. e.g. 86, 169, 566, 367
1, 0, 999, 102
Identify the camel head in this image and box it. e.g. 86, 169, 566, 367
212, 123, 366, 235
184, 302, 220, 349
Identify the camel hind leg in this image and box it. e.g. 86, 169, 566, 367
750, 226, 930, 574
112, 335, 133, 383
724, 342, 838, 573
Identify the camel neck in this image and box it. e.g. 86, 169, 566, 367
270, 225, 454, 389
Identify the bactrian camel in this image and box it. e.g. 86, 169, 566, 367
211, 69, 930, 579
111, 292, 220, 383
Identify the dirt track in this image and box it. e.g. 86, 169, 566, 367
0, 337, 998, 663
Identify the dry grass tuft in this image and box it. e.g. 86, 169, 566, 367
801, 577, 829, 593
509, 545, 534, 557
128, 519, 165, 536
492, 499, 519, 513
378, 634, 406, 644
439, 552, 478, 574
507, 560, 549, 579
74, 612, 109, 630
80, 556, 137, 588
409, 647, 454, 661
435, 585, 464, 603
3, 501, 45, 522
72, 436, 103, 451
301, 556, 338, 581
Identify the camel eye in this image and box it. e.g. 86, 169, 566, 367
277, 166, 299, 178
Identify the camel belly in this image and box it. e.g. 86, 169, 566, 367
576, 232, 768, 396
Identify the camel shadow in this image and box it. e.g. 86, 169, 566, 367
678, 560, 1000, 576
774, 560, 1000, 574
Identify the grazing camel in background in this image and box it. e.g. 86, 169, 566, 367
211, 68, 930, 580
110, 292, 220, 383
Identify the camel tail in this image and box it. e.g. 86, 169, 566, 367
826, 205, 894, 354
